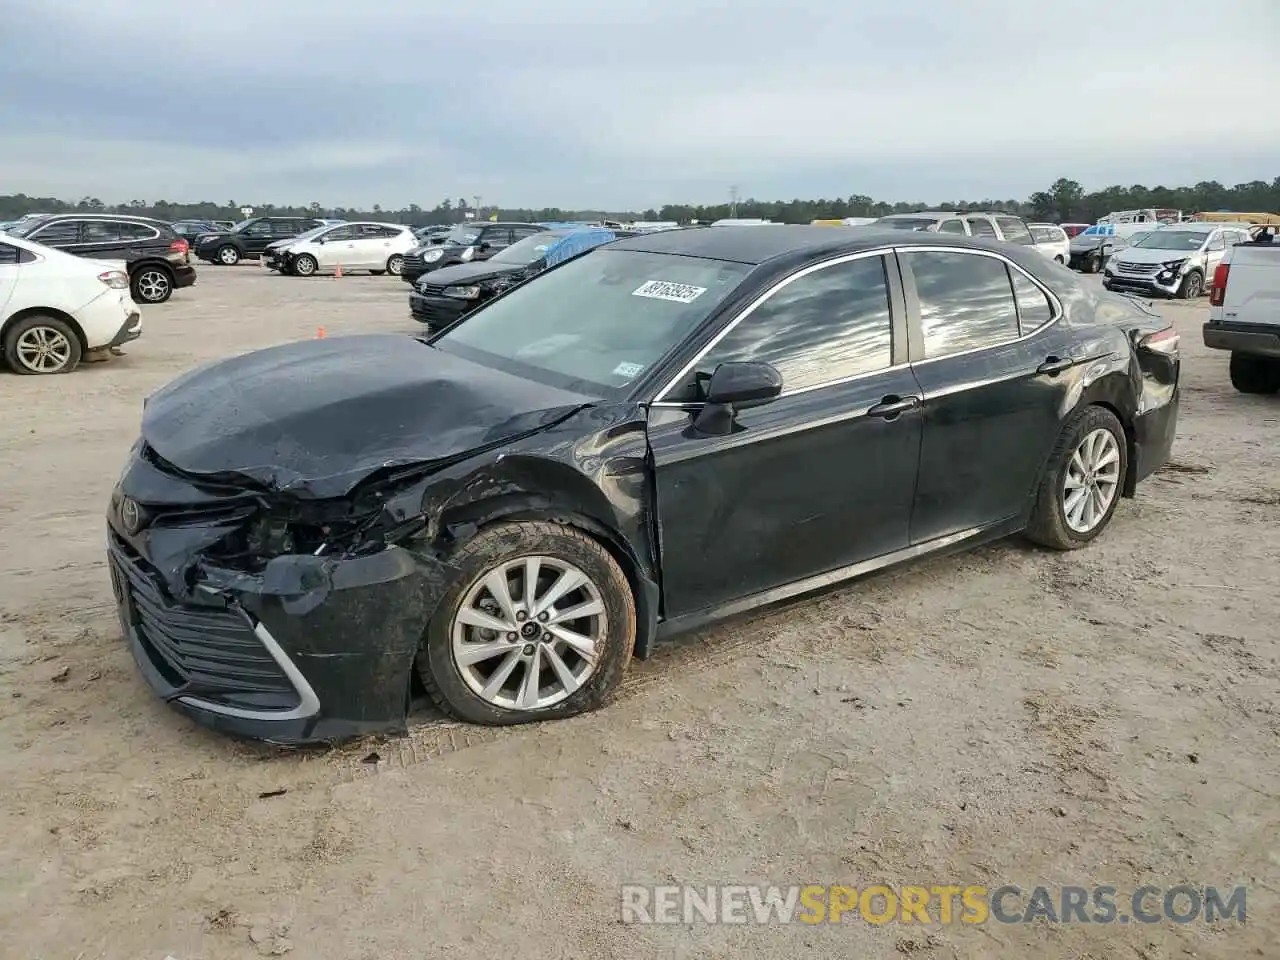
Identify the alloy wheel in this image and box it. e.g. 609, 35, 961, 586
387, 255, 404, 276
14, 325, 74, 373
136, 270, 170, 302
1062, 428, 1121, 533
1184, 272, 1203, 298
218, 246, 239, 265
450, 556, 604, 711
294, 255, 317, 276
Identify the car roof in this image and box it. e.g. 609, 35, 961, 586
33, 212, 170, 227
607, 224, 1030, 266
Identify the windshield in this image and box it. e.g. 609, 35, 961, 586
434, 249, 752, 397
490, 232, 568, 265
1132, 230, 1210, 251
876, 217, 938, 231
4, 217, 49, 239
442, 224, 482, 246
228, 219, 256, 233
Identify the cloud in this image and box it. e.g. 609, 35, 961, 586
1, 0, 1277, 209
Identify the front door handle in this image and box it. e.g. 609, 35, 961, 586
1037, 356, 1074, 377
867, 395, 921, 420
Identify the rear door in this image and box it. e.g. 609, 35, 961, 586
352, 223, 393, 266
647, 251, 923, 616
898, 246, 1075, 543
0, 241, 26, 316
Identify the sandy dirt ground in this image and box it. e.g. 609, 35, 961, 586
0, 263, 1276, 960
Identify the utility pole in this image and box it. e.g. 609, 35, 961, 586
473, 195, 482, 218
729, 185, 739, 219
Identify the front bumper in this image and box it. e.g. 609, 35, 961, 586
106, 457, 457, 744
108, 310, 143, 347
1104, 270, 1181, 296
1203, 320, 1280, 357
408, 291, 472, 331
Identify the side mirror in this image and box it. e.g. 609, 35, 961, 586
691, 361, 782, 435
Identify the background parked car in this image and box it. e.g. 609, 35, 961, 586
0, 233, 142, 374
400, 222, 549, 285
1104, 223, 1253, 299
409, 226, 618, 331
872, 211, 1038, 247
1059, 223, 1091, 238
414, 226, 451, 245
1068, 222, 1149, 273
279, 222, 418, 277
1028, 223, 1071, 264
170, 219, 220, 246
3, 213, 195, 304
193, 216, 326, 265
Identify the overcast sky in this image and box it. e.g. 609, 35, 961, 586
2, 0, 1278, 210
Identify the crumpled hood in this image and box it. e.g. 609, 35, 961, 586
140, 334, 595, 498
1107, 244, 1197, 265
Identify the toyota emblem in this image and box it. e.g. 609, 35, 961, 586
120, 498, 143, 534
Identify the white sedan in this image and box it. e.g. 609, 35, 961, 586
0, 234, 142, 375
277, 221, 419, 277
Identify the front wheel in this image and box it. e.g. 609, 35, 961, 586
131, 266, 173, 304
292, 254, 318, 277
1229, 353, 1280, 394
1054, 255, 1065, 265
217, 245, 240, 266
3, 315, 83, 375
1025, 406, 1128, 550
417, 521, 635, 725
1177, 269, 1204, 299
386, 254, 405, 276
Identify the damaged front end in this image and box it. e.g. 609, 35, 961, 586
107, 442, 456, 744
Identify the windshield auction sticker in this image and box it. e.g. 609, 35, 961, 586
632, 280, 707, 303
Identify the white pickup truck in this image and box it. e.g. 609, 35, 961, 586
1202, 229, 1280, 393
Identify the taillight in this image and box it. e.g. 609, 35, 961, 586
170, 238, 188, 254
97, 270, 129, 290
1138, 326, 1179, 356
1209, 262, 1229, 306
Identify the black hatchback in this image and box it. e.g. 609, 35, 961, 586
5, 214, 197, 304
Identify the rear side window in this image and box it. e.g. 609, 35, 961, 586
997, 218, 1034, 244
902, 250, 1019, 358
937, 219, 966, 234
117, 222, 160, 240
29, 220, 82, 246
82, 221, 125, 243
1010, 270, 1054, 334
692, 255, 895, 393
966, 218, 997, 238
0, 243, 36, 265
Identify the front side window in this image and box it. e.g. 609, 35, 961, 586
322, 225, 355, 241
243, 220, 273, 237
436, 249, 751, 397
903, 251, 1019, 358
683, 255, 894, 396
29, 220, 82, 246
996, 218, 1034, 244
966, 218, 997, 238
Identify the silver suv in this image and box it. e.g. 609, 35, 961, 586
873, 210, 1037, 249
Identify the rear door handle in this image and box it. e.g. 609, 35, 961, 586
867, 395, 921, 420
1037, 356, 1074, 377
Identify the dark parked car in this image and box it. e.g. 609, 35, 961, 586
409, 227, 619, 332
171, 219, 220, 246
5, 214, 196, 304
400, 222, 548, 285
107, 227, 1180, 743
192, 216, 325, 265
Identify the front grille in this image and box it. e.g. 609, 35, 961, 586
402, 253, 427, 270
419, 282, 447, 295
110, 535, 298, 710
1115, 260, 1160, 276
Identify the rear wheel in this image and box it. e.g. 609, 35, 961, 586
417, 521, 635, 725
1025, 406, 1128, 550
293, 254, 318, 277
3, 315, 83, 375
1177, 269, 1204, 299
1054, 255, 1065, 264
1229, 353, 1280, 394
131, 266, 173, 304
217, 245, 240, 266
369, 269, 386, 276
386, 254, 405, 276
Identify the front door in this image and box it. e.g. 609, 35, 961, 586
647, 252, 923, 618
896, 247, 1077, 544
315, 224, 357, 268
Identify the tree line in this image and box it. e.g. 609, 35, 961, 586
2, 177, 1277, 227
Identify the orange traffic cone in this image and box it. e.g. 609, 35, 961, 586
334, 263, 343, 278
316, 326, 326, 339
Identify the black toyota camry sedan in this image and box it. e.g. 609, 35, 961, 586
106, 227, 1180, 744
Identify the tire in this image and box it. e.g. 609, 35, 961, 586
1102, 281, 1115, 291
130, 266, 173, 304
1229, 353, 1280, 394
217, 245, 240, 266
293, 254, 318, 277
386, 254, 405, 276
1025, 405, 1128, 550
1177, 269, 1204, 300
1086, 256, 1100, 274
1054, 255, 1065, 265
3, 315, 83, 375
369, 269, 386, 276
417, 521, 635, 725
